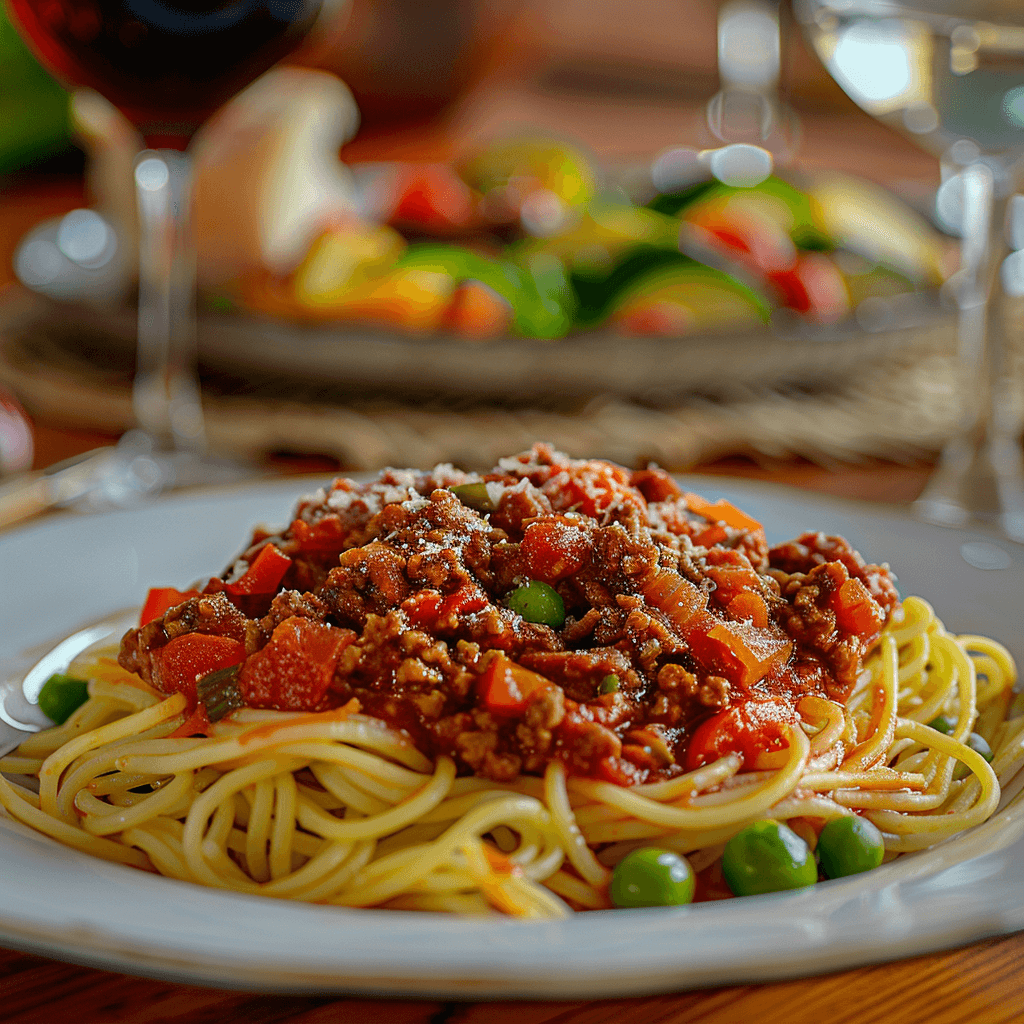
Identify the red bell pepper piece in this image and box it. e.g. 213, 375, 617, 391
225, 543, 292, 596
478, 654, 553, 716
238, 616, 356, 711
290, 515, 346, 553
139, 587, 202, 627
152, 633, 247, 704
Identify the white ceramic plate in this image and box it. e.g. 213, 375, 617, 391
1, 476, 1022, 997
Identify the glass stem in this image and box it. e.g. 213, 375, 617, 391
916, 160, 1024, 542
132, 149, 206, 454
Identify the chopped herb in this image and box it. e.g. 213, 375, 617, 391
196, 663, 245, 722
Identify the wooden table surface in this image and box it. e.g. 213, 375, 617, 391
3, 19, 1024, 1018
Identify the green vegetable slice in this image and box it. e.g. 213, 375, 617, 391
506, 580, 565, 630
609, 847, 696, 908
37, 673, 90, 725
599, 674, 620, 694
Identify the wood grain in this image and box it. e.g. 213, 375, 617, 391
4, 932, 1024, 1024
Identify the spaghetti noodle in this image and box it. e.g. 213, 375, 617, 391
1, 446, 1020, 915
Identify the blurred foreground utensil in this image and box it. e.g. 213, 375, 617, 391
0, 621, 117, 756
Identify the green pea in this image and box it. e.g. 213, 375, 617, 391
37, 673, 90, 725
599, 674, 620, 694
954, 732, 994, 780
609, 847, 696, 908
816, 815, 885, 879
928, 715, 955, 735
449, 482, 494, 512
507, 580, 565, 629
721, 820, 818, 897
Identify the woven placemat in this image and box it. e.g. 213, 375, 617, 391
2, 291, 1019, 472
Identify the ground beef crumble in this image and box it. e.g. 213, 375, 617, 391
119, 444, 898, 785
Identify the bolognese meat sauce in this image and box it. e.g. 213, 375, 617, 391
119, 444, 899, 785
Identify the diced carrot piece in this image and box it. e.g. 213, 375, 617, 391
687, 619, 791, 687
642, 569, 708, 633
683, 492, 763, 533
728, 591, 769, 629
694, 524, 728, 547
831, 577, 885, 635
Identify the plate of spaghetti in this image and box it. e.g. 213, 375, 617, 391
1, 444, 1022, 997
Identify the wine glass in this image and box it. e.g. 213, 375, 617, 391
3, 0, 342, 503
795, 0, 1024, 543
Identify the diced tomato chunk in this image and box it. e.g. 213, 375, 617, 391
478, 654, 552, 716
630, 468, 684, 503
403, 585, 489, 629
685, 697, 798, 770
139, 587, 201, 627
390, 163, 475, 232
238, 617, 356, 711
170, 703, 213, 738
521, 515, 591, 582
152, 633, 247, 704
225, 543, 292, 596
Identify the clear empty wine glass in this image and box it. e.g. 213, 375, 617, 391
795, 0, 1024, 543
4, 0, 344, 507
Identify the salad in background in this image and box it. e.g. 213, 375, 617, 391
0, 5, 72, 176
227, 134, 955, 341
10, 67, 955, 344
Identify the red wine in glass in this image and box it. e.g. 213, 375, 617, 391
5, 0, 333, 489
5, 0, 324, 144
